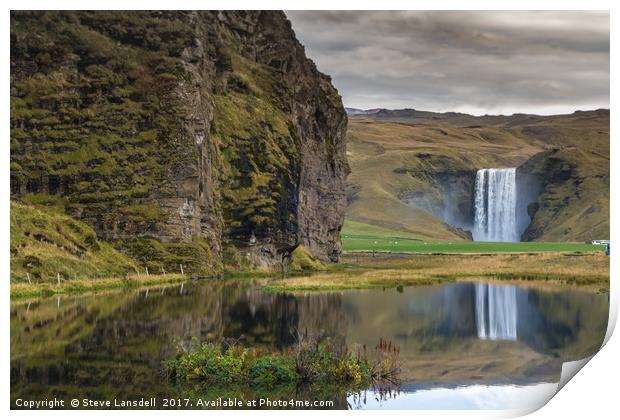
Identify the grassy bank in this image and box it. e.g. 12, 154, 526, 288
15, 249, 608, 298
264, 252, 609, 293
10, 273, 187, 299
342, 221, 606, 254
10, 244, 327, 300
10, 201, 139, 283
263, 269, 448, 292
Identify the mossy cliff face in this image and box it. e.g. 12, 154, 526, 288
10, 11, 348, 272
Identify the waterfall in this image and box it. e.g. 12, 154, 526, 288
475, 283, 518, 341
473, 168, 518, 242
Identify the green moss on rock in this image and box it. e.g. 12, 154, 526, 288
119, 236, 219, 276
289, 246, 326, 273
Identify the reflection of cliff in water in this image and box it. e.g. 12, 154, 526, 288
10, 281, 347, 404
222, 289, 346, 350
10, 280, 608, 407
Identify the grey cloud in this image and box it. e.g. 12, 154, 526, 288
286, 11, 609, 115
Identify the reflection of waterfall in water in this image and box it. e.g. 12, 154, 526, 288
473, 168, 518, 242
475, 283, 518, 340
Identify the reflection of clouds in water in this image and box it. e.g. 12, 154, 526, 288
465, 383, 557, 410
350, 383, 557, 410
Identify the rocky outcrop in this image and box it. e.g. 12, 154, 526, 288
10, 11, 348, 272
517, 148, 609, 242
395, 157, 477, 239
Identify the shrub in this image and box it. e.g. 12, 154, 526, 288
248, 356, 298, 387
167, 341, 247, 384
164, 335, 396, 390
333, 354, 372, 385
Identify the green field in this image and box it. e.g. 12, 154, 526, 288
341, 220, 606, 254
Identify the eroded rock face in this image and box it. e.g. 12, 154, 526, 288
10, 11, 348, 272
212, 11, 348, 265
516, 144, 611, 242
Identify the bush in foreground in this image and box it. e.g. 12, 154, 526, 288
165, 334, 401, 390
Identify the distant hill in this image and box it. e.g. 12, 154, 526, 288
346, 106, 608, 127
345, 107, 381, 116
346, 109, 609, 242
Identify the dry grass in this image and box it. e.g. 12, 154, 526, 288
264, 252, 609, 292
263, 269, 447, 292
368, 252, 609, 279
10, 273, 187, 299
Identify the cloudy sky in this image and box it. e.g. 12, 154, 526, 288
286, 11, 609, 115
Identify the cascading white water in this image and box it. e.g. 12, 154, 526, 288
475, 283, 517, 341
473, 168, 518, 242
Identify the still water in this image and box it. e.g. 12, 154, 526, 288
10, 280, 608, 410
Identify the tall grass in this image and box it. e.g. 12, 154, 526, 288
10, 273, 186, 299
265, 252, 609, 292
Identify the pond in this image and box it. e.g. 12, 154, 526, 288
10, 280, 609, 410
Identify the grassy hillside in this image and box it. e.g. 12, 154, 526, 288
346, 110, 609, 242
342, 219, 428, 241
520, 147, 609, 242
10, 201, 138, 283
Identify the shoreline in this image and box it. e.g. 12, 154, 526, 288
265, 252, 609, 293
10, 273, 188, 300
11, 251, 609, 300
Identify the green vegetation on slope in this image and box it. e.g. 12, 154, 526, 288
10, 201, 191, 299
288, 245, 326, 272
210, 46, 301, 242
520, 145, 610, 242
10, 201, 138, 283
10, 12, 196, 218
342, 219, 427, 241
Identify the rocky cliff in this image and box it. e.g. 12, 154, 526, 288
10, 11, 348, 273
